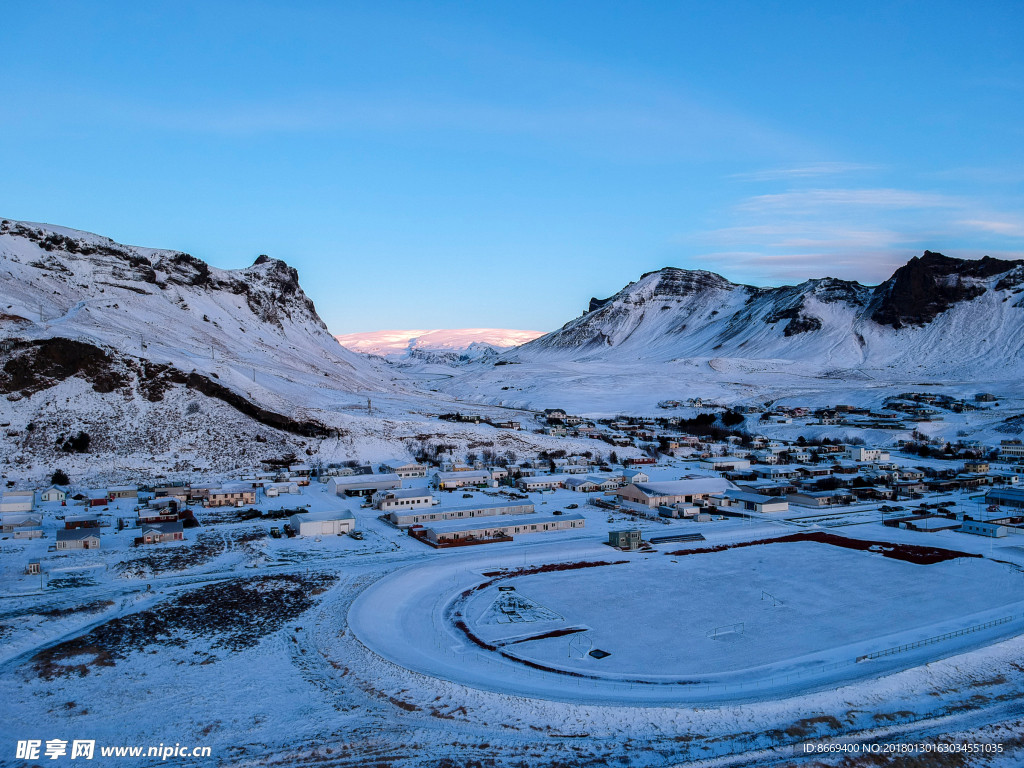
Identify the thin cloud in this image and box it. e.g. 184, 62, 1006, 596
731, 162, 879, 181
959, 218, 1024, 238
738, 188, 962, 212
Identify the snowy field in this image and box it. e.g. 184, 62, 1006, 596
471, 544, 1024, 676
349, 529, 1024, 706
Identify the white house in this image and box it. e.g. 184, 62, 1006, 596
961, 520, 1007, 538
265, 481, 300, 497
586, 475, 622, 491
107, 485, 138, 499
289, 510, 356, 536
378, 459, 428, 478
621, 469, 650, 484
850, 447, 891, 462
40, 486, 67, 503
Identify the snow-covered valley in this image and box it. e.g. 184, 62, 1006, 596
5, 219, 1024, 767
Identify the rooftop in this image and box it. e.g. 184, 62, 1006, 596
423, 512, 583, 535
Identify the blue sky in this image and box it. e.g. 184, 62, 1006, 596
2, 2, 1022, 333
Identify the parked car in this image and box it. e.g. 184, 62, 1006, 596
270, 527, 281, 538
565, 503, 579, 509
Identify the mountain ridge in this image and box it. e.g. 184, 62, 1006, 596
504, 252, 1024, 377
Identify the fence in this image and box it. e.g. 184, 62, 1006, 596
857, 615, 1015, 662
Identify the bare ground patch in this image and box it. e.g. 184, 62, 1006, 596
30, 572, 337, 679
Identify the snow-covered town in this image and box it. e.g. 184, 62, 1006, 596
5, 4, 1024, 767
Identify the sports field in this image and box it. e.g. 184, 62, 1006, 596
465, 541, 1023, 678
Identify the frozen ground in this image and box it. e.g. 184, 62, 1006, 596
5, 481, 1024, 766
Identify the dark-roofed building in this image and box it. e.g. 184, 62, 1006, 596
56, 529, 101, 550
987, 487, 1024, 509
137, 521, 184, 544
612, 477, 733, 508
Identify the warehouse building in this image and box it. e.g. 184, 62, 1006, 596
0, 490, 34, 513
431, 470, 492, 490
711, 490, 789, 514
516, 474, 573, 492
987, 488, 1024, 509
328, 473, 402, 496
420, 512, 584, 545
389, 497, 534, 528
612, 477, 734, 508
961, 520, 1007, 538
374, 488, 434, 513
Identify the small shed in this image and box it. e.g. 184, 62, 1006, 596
609, 530, 642, 550
87, 490, 110, 507
289, 510, 356, 536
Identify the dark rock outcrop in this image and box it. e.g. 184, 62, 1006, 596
870, 251, 1023, 329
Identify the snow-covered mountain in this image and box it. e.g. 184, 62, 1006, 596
0, 219, 401, 475
501, 252, 1024, 379
336, 328, 544, 366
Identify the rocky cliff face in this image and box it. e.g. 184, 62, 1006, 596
868, 251, 1023, 329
